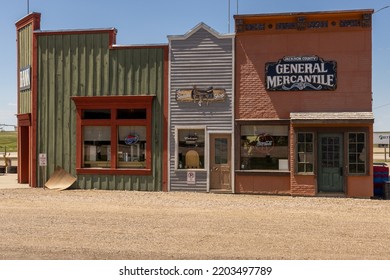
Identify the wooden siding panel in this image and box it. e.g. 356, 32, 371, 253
169, 27, 234, 192
18, 24, 32, 114
37, 34, 165, 190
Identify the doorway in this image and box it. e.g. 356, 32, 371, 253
318, 133, 344, 193
209, 134, 231, 191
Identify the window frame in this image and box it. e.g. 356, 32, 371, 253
295, 132, 315, 174
175, 126, 207, 171
72, 96, 153, 175
347, 132, 367, 175
239, 124, 289, 171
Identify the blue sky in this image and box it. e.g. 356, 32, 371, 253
1, 0, 389, 131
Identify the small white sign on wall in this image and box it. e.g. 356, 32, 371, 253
187, 171, 196, 185
39, 153, 47, 167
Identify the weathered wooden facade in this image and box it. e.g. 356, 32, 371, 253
16, 13, 168, 190
168, 23, 234, 192
16, 10, 375, 198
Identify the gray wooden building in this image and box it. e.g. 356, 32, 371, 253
168, 23, 234, 192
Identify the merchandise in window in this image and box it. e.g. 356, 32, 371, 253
296, 132, 314, 173
240, 125, 288, 170
348, 132, 366, 174
177, 129, 205, 169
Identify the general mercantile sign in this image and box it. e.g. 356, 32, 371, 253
265, 55, 337, 91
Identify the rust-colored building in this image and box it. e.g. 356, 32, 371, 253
234, 10, 374, 197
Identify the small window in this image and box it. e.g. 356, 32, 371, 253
117, 109, 146, 119
177, 129, 205, 169
348, 132, 366, 174
82, 109, 111, 119
296, 132, 314, 173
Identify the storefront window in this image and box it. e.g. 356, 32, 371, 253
240, 125, 288, 170
296, 132, 314, 173
348, 132, 366, 174
177, 129, 205, 169
117, 126, 146, 169
72, 96, 153, 175
83, 126, 111, 168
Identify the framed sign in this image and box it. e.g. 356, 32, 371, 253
265, 55, 337, 91
20, 66, 31, 91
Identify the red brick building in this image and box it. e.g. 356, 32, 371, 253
234, 10, 374, 197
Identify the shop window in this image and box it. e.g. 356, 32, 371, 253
117, 126, 146, 169
83, 126, 111, 168
240, 125, 288, 170
348, 132, 366, 174
296, 132, 314, 173
177, 128, 205, 169
72, 96, 153, 175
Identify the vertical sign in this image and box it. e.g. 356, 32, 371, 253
20, 66, 31, 91
39, 153, 47, 166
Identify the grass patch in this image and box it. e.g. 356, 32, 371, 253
0, 131, 17, 153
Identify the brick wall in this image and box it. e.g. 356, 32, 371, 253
235, 24, 372, 120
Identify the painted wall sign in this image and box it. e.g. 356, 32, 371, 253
265, 56, 337, 91
20, 66, 31, 91
176, 86, 226, 106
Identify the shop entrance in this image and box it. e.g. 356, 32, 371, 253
209, 134, 231, 191
318, 133, 344, 193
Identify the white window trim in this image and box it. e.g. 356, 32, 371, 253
175, 125, 207, 171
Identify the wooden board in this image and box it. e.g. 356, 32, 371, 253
176, 88, 226, 105
45, 166, 76, 191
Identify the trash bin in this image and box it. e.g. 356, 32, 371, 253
373, 163, 389, 197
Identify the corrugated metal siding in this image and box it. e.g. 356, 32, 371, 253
36, 32, 165, 190
18, 24, 32, 114
169, 27, 234, 192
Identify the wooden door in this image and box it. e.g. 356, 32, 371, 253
210, 134, 231, 191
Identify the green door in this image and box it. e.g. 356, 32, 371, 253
318, 134, 344, 193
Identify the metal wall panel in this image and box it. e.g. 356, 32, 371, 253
18, 24, 32, 114
36, 32, 165, 190
169, 25, 234, 192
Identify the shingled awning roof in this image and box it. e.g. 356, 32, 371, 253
290, 112, 374, 124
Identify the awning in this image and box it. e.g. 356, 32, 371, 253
290, 112, 374, 124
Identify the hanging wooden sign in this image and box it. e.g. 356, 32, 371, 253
176, 86, 226, 106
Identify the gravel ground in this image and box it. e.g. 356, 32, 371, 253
1, 188, 390, 260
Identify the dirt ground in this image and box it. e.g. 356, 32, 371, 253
1, 188, 390, 260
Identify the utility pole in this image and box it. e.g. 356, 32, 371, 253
27, 0, 30, 14
228, 0, 230, 33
